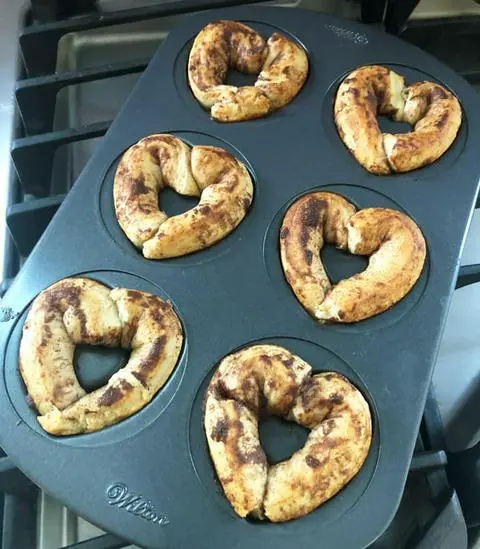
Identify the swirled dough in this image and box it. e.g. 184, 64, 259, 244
114, 134, 253, 258
188, 21, 308, 122
334, 65, 461, 173
280, 192, 426, 322
19, 278, 183, 435
204, 344, 372, 521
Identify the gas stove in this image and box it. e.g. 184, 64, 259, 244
0, 1, 479, 548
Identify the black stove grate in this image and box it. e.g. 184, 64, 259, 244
2, 2, 480, 548
63, 535, 126, 549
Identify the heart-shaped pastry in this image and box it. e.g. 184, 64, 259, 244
188, 20, 308, 122
204, 344, 372, 521
114, 134, 253, 258
280, 191, 426, 322
334, 65, 461, 173
19, 277, 183, 435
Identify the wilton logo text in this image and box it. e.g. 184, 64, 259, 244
106, 483, 169, 526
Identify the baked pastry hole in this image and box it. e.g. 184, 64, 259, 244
258, 415, 309, 465
74, 344, 129, 393
224, 69, 258, 89
245, 416, 310, 523
320, 244, 368, 285
159, 187, 199, 217
185, 54, 258, 93
377, 115, 411, 134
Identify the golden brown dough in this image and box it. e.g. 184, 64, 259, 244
204, 345, 312, 518
205, 396, 267, 518
19, 278, 120, 415
19, 278, 183, 435
114, 134, 198, 248
280, 192, 426, 323
188, 21, 308, 122
280, 192, 356, 318
334, 65, 461, 174
255, 33, 310, 110
265, 373, 372, 521
383, 81, 463, 172
204, 345, 372, 521
114, 135, 253, 259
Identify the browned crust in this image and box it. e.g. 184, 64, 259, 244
265, 372, 372, 521
334, 65, 461, 174
280, 191, 426, 323
19, 278, 121, 415
204, 345, 372, 521
187, 20, 308, 122
113, 135, 253, 259
20, 277, 183, 435
113, 134, 198, 249
383, 81, 462, 172
317, 208, 426, 322
279, 192, 356, 318
255, 32, 309, 110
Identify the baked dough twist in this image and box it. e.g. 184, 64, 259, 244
280, 192, 426, 322
204, 344, 372, 521
334, 65, 462, 174
19, 278, 183, 435
114, 134, 253, 259
188, 21, 308, 122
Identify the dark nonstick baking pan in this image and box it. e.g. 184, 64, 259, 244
1, 6, 479, 549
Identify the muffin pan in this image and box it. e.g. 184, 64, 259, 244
0, 6, 479, 549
